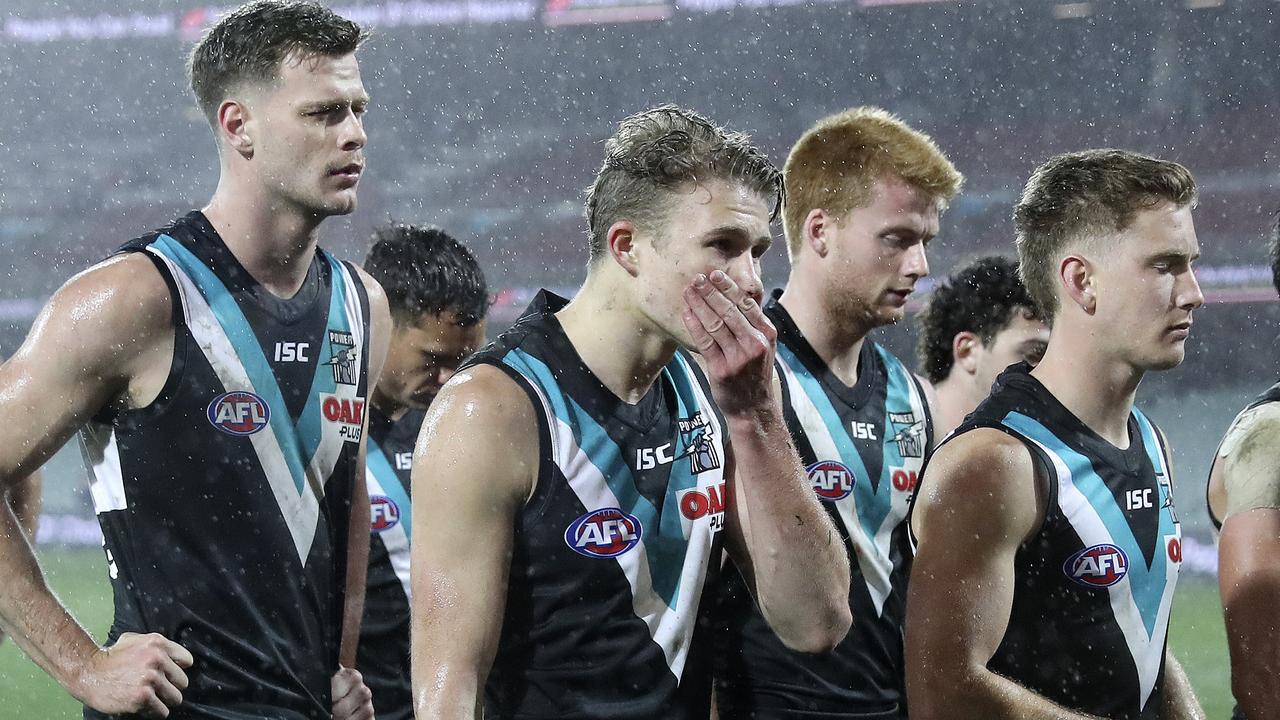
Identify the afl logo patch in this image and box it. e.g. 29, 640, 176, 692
370, 495, 400, 532
207, 391, 270, 436
807, 460, 854, 501
1064, 543, 1129, 588
564, 508, 642, 558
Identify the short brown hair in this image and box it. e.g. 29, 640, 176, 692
782, 107, 962, 257
584, 105, 782, 265
1014, 149, 1197, 320
189, 0, 366, 124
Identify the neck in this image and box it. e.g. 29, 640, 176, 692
778, 274, 873, 386
202, 177, 325, 298
556, 273, 677, 405
932, 375, 979, 439
1031, 325, 1142, 448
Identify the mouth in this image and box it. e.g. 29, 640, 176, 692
330, 162, 363, 182
1166, 320, 1192, 339
884, 288, 913, 306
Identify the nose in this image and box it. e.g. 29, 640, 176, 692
902, 242, 929, 281
728, 254, 764, 305
1177, 267, 1205, 311
341, 111, 366, 152
437, 365, 457, 386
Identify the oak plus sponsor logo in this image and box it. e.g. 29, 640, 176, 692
807, 460, 854, 502
1063, 543, 1129, 588
207, 391, 270, 436
679, 481, 727, 534
322, 394, 366, 443
564, 508, 643, 558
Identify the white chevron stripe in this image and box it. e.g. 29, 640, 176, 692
1024, 435, 1177, 712
775, 357, 894, 615
148, 247, 321, 562
515, 367, 723, 683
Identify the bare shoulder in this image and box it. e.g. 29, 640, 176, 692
913, 428, 1041, 544
24, 253, 172, 366
416, 362, 540, 503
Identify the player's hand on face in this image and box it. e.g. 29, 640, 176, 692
682, 270, 778, 417
331, 666, 374, 720
78, 632, 193, 718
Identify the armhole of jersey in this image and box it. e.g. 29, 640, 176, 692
341, 259, 374, 393
96, 247, 190, 428
907, 422, 1056, 550
676, 348, 732, 456
908, 371, 936, 453
1206, 449, 1224, 531
479, 359, 557, 522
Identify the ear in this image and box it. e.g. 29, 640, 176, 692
217, 99, 254, 158
1059, 254, 1096, 315
951, 331, 982, 375
607, 220, 640, 277
804, 208, 830, 257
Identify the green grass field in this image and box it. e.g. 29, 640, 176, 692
0, 548, 1236, 718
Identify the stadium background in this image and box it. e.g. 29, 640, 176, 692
1, 0, 1274, 715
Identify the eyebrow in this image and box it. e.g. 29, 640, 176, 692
1146, 249, 1200, 264
299, 95, 371, 113
705, 224, 771, 246
879, 224, 933, 240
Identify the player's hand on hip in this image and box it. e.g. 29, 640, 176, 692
683, 270, 777, 417
331, 666, 374, 720
77, 632, 193, 718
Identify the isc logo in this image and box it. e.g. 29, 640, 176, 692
207, 391, 270, 436
564, 508, 643, 558
807, 460, 854, 501
1063, 543, 1129, 588
370, 495, 400, 532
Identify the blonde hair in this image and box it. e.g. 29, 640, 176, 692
1014, 149, 1196, 320
783, 107, 963, 257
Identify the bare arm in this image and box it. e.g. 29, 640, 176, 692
905, 429, 1102, 720
683, 271, 850, 653
411, 365, 538, 719
7, 470, 42, 541
1214, 407, 1280, 719
1161, 652, 1205, 720
0, 254, 193, 716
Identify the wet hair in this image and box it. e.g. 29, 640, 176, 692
1270, 212, 1280, 297
1014, 149, 1197, 320
916, 255, 1044, 384
783, 107, 962, 257
363, 224, 489, 326
584, 105, 782, 264
189, 0, 366, 123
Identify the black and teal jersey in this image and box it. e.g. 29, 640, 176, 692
356, 406, 422, 720
713, 294, 930, 719
922, 363, 1182, 720
463, 291, 729, 719
78, 212, 371, 719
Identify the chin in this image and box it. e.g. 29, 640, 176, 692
1143, 349, 1187, 371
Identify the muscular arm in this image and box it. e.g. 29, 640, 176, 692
1216, 410, 1280, 720
0, 254, 192, 715
411, 366, 538, 719
905, 429, 1101, 720
684, 272, 850, 653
